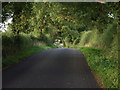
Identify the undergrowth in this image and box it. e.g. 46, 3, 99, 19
77, 47, 118, 88
2, 46, 53, 68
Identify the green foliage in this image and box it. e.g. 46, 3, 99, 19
79, 31, 92, 46
2, 32, 33, 58
78, 23, 118, 59
39, 35, 53, 46
73, 38, 80, 45
87, 29, 100, 47
64, 37, 70, 47
77, 47, 118, 88
100, 23, 117, 49
2, 2, 119, 48
105, 34, 118, 59
2, 46, 52, 68
2, 3, 119, 87
2, 30, 54, 58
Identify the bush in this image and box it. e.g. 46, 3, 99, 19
100, 24, 117, 49
2, 31, 15, 58
87, 29, 101, 47
79, 31, 92, 46
39, 35, 53, 46
105, 33, 118, 59
73, 38, 80, 45
2, 32, 33, 58
2, 30, 55, 58
14, 33, 33, 49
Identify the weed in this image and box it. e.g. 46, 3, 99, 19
76, 47, 118, 88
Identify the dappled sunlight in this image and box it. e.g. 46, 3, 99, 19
2, 2, 119, 88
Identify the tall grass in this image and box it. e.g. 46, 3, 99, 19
2, 30, 55, 68
2, 30, 54, 57
2, 46, 52, 68
78, 23, 118, 60
75, 23, 118, 88
99, 24, 117, 50
2, 32, 33, 58
87, 29, 101, 47
79, 31, 92, 46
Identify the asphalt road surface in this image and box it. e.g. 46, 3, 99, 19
3, 48, 100, 88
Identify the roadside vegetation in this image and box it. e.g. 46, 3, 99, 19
76, 47, 118, 88
2, 29, 57, 68
73, 22, 118, 88
1, 2, 119, 88
2, 46, 52, 68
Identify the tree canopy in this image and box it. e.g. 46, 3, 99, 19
2, 2, 119, 45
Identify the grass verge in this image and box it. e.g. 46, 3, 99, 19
2, 46, 54, 69
76, 47, 118, 88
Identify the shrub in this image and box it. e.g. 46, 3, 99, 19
79, 31, 92, 46
2, 32, 33, 58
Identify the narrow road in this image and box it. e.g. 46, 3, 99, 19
3, 48, 99, 88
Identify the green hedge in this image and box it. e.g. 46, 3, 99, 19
2, 31, 54, 58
